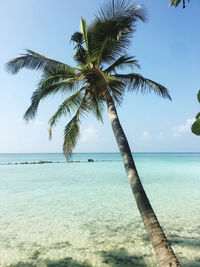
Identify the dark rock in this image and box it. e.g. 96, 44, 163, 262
88, 159, 94, 162
38, 160, 52, 164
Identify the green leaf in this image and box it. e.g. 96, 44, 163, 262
169, 0, 189, 8
191, 119, 200, 135
5, 49, 71, 74
169, 0, 181, 7
85, 93, 104, 122
71, 32, 84, 46
197, 90, 200, 103
114, 73, 171, 100
195, 112, 200, 120
88, 0, 146, 65
48, 89, 84, 139
23, 78, 77, 121
104, 55, 140, 74
63, 114, 80, 161
80, 17, 89, 53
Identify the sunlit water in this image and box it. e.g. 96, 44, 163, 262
0, 153, 200, 267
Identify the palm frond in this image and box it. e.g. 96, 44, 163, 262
169, 0, 181, 7
63, 114, 80, 161
5, 49, 74, 74
40, 76, 76, 91
48, 88, 85, 139
85, 93, 104, 122
71, 32, 87, 65
115, 73, 171, 100
98, 0, 146, 22
74, 48, 88, 66
37, 64, 78, 92
80, 18, 89, 54
108, 78, 125, 105
169, 0, 189, 8
24, 78, 78, 121
104, 55, 140, 74
23, 64, 80, 122
63, 96, 89, 160
71, 32, 84, 46
87, 0, 146, 65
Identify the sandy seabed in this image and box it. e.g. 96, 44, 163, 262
0, 214, 200, 267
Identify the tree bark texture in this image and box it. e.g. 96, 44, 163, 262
106, 96, 181, 267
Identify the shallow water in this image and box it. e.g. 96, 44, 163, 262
0, 153, 200, 267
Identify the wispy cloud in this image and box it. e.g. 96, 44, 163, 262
141, 130, 150, 141
157, 131, 164, 141
172, 118, 195, 137
80, 126, 98, 142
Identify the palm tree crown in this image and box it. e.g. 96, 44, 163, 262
5, 0, 171, 160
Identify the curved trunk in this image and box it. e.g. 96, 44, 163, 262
106, 96, 181, 267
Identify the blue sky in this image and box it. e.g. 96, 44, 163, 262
1, 0, 200, 153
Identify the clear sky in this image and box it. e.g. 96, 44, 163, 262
1, 0, 200, 153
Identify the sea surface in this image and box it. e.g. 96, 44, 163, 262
0, 153, 200, 267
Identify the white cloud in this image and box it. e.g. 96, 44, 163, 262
157, 132, 164, 141
141, 130, 150, 141
172, 118, 195, 137
80, 126, 98, 143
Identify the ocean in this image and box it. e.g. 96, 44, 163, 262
0, 153, 200, 267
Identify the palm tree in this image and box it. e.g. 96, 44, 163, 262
5, 0, 181, 266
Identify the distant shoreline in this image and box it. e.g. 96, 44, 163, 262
1, 152, 200, 165
1, 152, 200, 154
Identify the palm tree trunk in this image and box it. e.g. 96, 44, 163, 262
106, 96, 181, 267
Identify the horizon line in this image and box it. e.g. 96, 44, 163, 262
1, 152, 200, 154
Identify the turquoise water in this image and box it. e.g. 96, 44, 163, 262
0, 153, 200, 267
